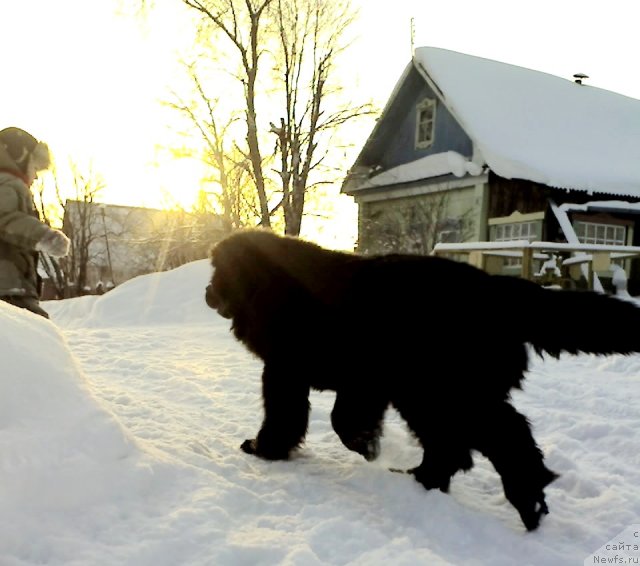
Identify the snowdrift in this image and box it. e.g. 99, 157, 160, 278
0, 301, 136, 489
0, 300, 200, 564
44, 259, 218, 327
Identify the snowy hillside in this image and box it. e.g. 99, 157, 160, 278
1, 260, 640, 565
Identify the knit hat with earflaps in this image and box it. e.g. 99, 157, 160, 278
0, 127, 51, 174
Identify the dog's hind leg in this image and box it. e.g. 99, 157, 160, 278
392, 400, 474, 493
472, 401, 559, 531
406, 435, 474, 493
331, 387, 388, 461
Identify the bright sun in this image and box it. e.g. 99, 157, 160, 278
1, 1, 198, 210
0, 0, 359, 249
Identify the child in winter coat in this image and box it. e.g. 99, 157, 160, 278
0, 127, 70, 318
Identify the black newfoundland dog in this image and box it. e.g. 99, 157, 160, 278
205, 228, 640, 531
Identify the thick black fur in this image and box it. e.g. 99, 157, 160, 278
205, 228, 640, 531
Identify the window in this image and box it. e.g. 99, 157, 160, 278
573, 221, 626, 246
437, 218, 463, 244
415, 98, 436, 149
490, 220, 541, 267
493, 221, 538, 242
574, 220, 627, 268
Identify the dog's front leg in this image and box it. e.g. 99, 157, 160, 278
242, 363, 310, 460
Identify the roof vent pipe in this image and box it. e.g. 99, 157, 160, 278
573, 73, 589, 85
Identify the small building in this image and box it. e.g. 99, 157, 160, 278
61, 201, 226, 293
342, 47, 640, 292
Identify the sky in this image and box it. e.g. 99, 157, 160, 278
1, 0, 640, 247
1, 258, 640, 564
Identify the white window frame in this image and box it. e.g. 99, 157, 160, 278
574, 220, 628, 268
488, 212, 544, 268
493, 221, 538, 242
415, 98, 436, 149
573, 220, 626, 246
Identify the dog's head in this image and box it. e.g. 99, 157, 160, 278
205, 229, 280, 321
205, 228, 354, 322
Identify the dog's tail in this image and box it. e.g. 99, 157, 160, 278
490, 275, 640, 358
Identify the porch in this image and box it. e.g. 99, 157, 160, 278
432, 240, 640, 293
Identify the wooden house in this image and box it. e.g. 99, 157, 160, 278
342, 47, 640, 293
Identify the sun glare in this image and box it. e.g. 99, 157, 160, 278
1, 1, 196, 210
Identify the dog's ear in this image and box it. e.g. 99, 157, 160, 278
206, 241, 238, 318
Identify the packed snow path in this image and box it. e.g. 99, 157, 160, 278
59, 322, 640, 565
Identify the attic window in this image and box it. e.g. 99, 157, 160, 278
415, 98, 436, 149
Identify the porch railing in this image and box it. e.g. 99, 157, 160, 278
432, 240, 640, 290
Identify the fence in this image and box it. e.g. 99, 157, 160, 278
432, 240, 640, 291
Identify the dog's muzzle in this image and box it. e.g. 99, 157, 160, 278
205, 284, 219, 309
205, 284, 232, 319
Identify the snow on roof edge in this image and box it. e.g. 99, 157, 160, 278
350, 151, 484, 191
413, 47, 640, 198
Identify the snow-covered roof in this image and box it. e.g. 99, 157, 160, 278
413, 47, 640, 197
354, 151, 484, 189
351, 48, 640, 197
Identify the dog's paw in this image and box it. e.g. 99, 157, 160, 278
240, 438, 291, 460
340, 432, 380, 462
240, 438, 258, 455
519, 495, 550, 532
408, 466, 452, 493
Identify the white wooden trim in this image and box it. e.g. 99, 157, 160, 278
433, 240, 640, 254
353, 175, 488, 203
488, 211, 545, 225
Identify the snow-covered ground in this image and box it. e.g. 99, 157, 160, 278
2, 259, 640, 565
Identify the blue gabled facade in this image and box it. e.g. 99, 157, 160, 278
354, 66, 473, 174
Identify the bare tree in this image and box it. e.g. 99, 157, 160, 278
60, 161, 107, 296
165, 0, 373, 236
32, 172, 67, 298
166, 63, 259, 229
359, 194, 475, 255
131, 197, 228, 271
182, 0, 274, 227
269, 0, 373, 235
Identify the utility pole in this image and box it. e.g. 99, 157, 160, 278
100, 204, 116, 286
